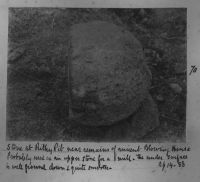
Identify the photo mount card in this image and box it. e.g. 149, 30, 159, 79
0, 0, 200, 182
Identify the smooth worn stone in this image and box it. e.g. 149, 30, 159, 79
69, 21, 151, 126
169, 83, 182, 94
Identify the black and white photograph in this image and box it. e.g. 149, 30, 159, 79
6, 8, 187, 142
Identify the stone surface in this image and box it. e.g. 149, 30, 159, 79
103, 94, 159, 141
69, 21, 151, 126
63, 94, 159, 142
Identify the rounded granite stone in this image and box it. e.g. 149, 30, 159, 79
69, 21, 151, 126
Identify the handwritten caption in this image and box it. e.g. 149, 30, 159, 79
5, 143, 190, 174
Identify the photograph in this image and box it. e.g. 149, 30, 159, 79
6, 8, 187, 142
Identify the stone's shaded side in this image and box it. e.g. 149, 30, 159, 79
104, 94, 159, 141
69, 21, 151, 126
63, 94, 159, 141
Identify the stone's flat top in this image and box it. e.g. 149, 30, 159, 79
70, 21, 143, 54
69, 21, 151, 126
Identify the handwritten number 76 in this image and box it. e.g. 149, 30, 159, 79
189, 65, 198, 75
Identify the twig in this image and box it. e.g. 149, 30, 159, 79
51, 14, 55, 30
160, 35, 185, 42
160, 114, 184, 125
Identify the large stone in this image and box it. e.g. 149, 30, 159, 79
69, 21, 151, 126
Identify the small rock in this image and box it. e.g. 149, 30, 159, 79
156, 95, 164, 102
169, 83, 182, 93
8, 47, 25, 63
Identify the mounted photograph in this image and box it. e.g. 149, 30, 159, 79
6, 8, 187, 142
